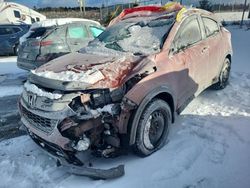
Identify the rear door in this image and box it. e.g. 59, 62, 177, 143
201, 16, 222, 82
66, 22, 90, 52
0, 26, 14, 41
10, 26, 25, 44
0, 26, 14, 52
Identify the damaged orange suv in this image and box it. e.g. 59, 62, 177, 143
19, 3, 232, 179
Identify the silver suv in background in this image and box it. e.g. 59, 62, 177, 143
17, 18, 104, 70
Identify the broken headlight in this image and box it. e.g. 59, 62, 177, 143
89, 89, 112, 109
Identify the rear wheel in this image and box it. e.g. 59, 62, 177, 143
133, 99, 171, 156
211, 58, 231, 90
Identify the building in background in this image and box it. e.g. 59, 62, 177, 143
0, 2, 46, 24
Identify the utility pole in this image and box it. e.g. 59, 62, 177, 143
83, 0, 86, 15
78, 0, 86, 16
240, 0, 248, 28
248, 2, 250, 19
219, 0, 222, 12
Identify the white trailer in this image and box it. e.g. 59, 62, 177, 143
0, 2, 46, 24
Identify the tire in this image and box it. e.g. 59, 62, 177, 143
133, 99, 172, 157
211, 58, 231, 90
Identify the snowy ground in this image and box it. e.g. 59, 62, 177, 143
215, 11, 249, 22
0, 57, 27, 140
0, 26, 249, 188
0, 57, 27, 97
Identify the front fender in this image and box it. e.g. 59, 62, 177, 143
125, 84, 176, 145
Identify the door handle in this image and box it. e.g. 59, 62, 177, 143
202, 46, 208, 53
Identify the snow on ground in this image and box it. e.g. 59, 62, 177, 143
0, 86, 23, 98
0, 56, 25, 75
0, 70, 249, 188
0, 56, 27, 97
0, 27, 249, 188
215, 11, 249, 22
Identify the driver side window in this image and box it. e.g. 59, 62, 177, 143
173, 17, 202, 52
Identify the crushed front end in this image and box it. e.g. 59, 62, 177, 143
20, 80, 123, 146
18, 77, 137, 178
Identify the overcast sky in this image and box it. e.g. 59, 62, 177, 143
6, 0, 248, 8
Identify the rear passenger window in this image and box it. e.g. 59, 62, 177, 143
28, 27, 49, 38
36, 17, 40, 22
46, 27, 66, 40
68, 26, 88, 39
13, 27, 21, 33
0, 28, 6, 35
202, 17, 219, 37
14, 10, 21, 18
90, 26, 104, 37
174, 17, 202, 50
0, 28, 13, 35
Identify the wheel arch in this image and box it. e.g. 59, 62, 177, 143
128, 86, 176, 145
225, 54, 232, 63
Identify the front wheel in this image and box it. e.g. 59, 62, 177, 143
133, 99, 172, 157
211, 58, 231, 90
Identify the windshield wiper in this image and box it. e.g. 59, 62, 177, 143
105, 41, 125, 52
133, 52, 144, 56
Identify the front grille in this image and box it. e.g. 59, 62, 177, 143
21, 106, 58, 134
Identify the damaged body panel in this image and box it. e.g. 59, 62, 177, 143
18, 3, 232, 179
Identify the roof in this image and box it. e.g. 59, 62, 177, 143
109, 2, 183, 26
177, 8, 218, 22
0, 24, 30, 27
30, 18, 101, 29
109, 3, 216, 26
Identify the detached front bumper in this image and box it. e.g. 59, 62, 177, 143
66, 164, 125, 180
26, 128, 125, 179
18, 104, 125, 180
19, 98, 125, 179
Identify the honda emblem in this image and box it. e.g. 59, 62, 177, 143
27, 93, 37, 108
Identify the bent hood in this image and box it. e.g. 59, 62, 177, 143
29, 52, 151, 91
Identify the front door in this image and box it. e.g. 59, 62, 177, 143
170, 15, 209, 106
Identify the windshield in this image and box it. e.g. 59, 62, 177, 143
85, 17, 175, 55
